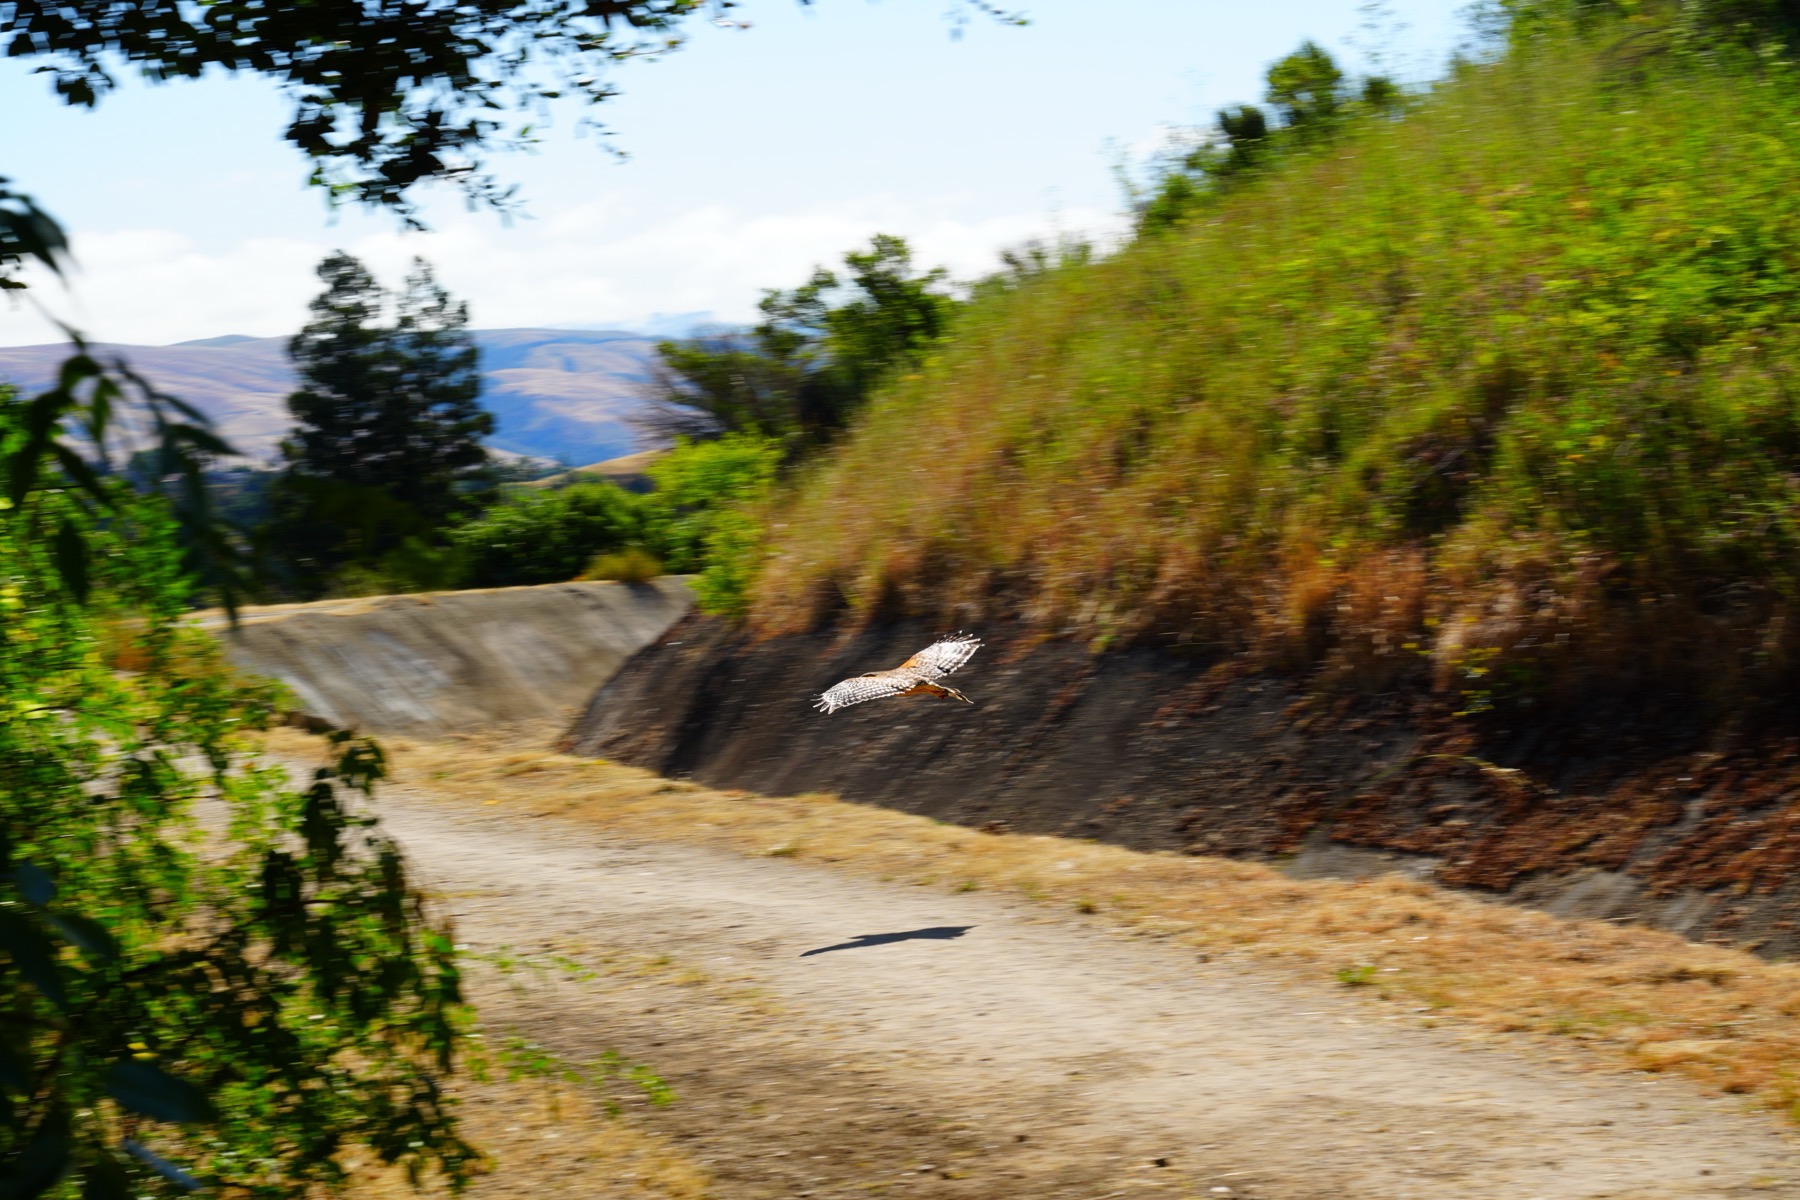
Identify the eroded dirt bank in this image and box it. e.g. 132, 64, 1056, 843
367, 764, 1800, 1199
567, 615, 1800, 956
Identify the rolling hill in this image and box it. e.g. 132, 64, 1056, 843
0, 327, 660, 465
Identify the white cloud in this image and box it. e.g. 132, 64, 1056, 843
0, 195, 1128, 348
2, 230, 327, 347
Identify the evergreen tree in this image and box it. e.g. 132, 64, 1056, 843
272, 252, 494, 590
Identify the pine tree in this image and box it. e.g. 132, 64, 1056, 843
273, 252, 494, 590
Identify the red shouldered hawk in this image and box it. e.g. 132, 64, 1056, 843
813, 633, 982, 714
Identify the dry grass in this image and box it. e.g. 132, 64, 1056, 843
579, 547, 665, 584
345, 1079, 711, 1200
265, 726, 1800, 1127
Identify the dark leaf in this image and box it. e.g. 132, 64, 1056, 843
164, 421, 234, 459
52, 444, 110, 508
11, 861, 55, 907
86, 375, 117, 449
0, 912, 67, 1009
54, 519, 90, 604
105, 1061, 217, 1124
0, 1042, 29, 1093
4, 444, 39, 507
0, 183, 71, 279
52, 353, 100, 396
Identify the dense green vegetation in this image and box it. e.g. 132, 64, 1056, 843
751, 7, 1800, 712
452, 479, 648, 588
639, 434, 783, 615
1, 387, 473, 1197
451, 433, 782, 607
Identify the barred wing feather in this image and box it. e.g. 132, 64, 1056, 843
899, 634, 982, 679
814, 671, 917, 714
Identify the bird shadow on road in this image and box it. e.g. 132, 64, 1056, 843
799, 926, 975, 958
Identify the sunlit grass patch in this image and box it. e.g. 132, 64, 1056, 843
345, 1080, 711, 1200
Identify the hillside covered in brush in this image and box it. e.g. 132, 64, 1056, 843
746, 0, 1800, 717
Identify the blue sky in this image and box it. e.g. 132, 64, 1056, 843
0, 1, 1471, 347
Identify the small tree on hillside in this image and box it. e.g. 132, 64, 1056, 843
636, 234, 959, 444
273, 252, 494, 590
1137, 41, 1396, 231
1264, 40, 1348, 137
807, 233, 961, 426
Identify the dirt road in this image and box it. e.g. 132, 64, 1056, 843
374, 778, 1800, 1199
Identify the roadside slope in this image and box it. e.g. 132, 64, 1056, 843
335, 733, 1800, 1198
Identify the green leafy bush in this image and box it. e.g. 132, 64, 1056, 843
451, 480, 645, 588
643, 434, 783, 617
447, 434, 783, 608
1, 397, 472, 1195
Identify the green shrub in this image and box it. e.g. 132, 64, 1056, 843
0, 418, 472, 1192
642, 433, 784, 617
451, 481, 644, 588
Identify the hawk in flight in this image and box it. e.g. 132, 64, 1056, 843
814, 634, 982, 714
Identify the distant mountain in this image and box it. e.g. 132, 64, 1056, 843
0, 328, 661, 465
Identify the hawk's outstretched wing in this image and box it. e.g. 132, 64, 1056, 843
898, 634, 982, 680
814, 671, 917, 714
814, 634, 983, 714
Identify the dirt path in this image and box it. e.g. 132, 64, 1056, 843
364, 778, 1800, 1200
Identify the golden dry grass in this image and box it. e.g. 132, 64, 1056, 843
270, 727, 1800, 1128
345, 1080, 711, 1200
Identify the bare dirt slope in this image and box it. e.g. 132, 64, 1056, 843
371, 769, 1800, 1199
